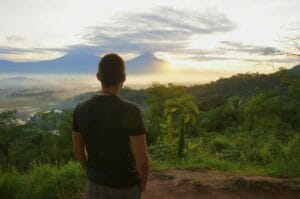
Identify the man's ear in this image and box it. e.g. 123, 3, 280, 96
121, 73, 126, 82
96, 72, 101, 81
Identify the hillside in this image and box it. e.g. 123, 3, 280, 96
188, 69, 299, 110
289, 64, 300, 75
61, 67, 300, 110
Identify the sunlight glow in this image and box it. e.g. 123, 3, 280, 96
0, 0, 299, 80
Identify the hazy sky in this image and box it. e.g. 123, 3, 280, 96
0, 0, 299, 73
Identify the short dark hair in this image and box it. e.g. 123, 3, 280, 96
98, 53, 125, 87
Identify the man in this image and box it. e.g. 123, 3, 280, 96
72, 53, 150, 199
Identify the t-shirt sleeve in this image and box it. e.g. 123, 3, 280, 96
128, 105, 147, 136
72, 105, 80, 132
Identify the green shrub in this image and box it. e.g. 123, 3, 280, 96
232, 134, 264, 164
0, 168, 24, 199
286, 135, 300, 161
209, 136, 233, 153
0, 162, 85, 199
150, 143, 176, 161
261, 137, 287, 164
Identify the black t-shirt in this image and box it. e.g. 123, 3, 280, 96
72, 94, 147, 188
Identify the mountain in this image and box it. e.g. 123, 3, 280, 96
0, 53, 168, 74
289, 64, 300, 75
0, 53, 99, 73
126, 53, 168, 74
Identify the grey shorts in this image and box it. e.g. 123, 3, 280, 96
85, 179, 141, 199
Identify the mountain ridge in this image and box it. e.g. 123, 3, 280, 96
0, 53, 167, 74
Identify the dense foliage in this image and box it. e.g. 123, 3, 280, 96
0, 162, 84, 199
148, 70, 300, 177
0, 69, 299, 198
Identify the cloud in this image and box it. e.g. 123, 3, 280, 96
6, 36, 24, 42
68, 7, 236, 55
0, 6, 237, 62
0, 47, 31, 54
218, 41, 281, 55
187, 55, 239, 62
180, 41, 294, 63
0, 7, 235, 58
0, 46, 66, 55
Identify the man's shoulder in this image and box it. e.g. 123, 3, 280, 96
74, 94, 143, 114
118, 97, 142, 112
74, 96, 97, 112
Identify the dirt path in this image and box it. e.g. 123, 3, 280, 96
142, 168, 300, 199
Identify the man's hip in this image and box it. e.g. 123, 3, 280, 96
85, 179, 141, 199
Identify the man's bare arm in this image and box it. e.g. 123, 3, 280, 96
129, 134, 150, 192
72, 131, 87, 171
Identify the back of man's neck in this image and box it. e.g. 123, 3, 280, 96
100, 88, 119, 96
100, 90, 117, 96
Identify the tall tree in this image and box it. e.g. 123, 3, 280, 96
164, 94, 199, 158
145, 83, 185, 144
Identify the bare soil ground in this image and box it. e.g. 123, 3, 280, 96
142, 168, 300, 199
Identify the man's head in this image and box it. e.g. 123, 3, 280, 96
97, 53, 126, 88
